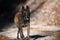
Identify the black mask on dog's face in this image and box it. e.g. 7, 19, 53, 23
21, 5, 30, 27
21, 5, 30, 22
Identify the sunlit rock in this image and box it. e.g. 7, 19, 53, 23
30, 0, 60, 31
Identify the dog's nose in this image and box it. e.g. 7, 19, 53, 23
27, 18, 29, 20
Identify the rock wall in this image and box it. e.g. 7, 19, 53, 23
29, 0, 60, 31
30, 0, 60, 26
40, 0, 60, 26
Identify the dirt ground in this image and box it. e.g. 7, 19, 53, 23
0, 35, 13, 40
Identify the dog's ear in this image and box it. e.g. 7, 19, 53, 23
26, 5, 30, 17
26, 5, 29, 10
22, 6, 25, 11
21, 6, 25, 14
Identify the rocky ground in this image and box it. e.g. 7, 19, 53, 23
0, 24, 60, 40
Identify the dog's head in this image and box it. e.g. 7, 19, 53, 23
21, 5, 30, 27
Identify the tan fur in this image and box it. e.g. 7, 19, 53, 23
14, 12, 24, 40
14, 5, 30, 40
14, 12, 24, 25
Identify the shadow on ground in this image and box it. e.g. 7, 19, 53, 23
13, 35, 47, 40
29, 35, 47, 40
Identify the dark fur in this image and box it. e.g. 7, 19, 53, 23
14, 5, 30, 40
